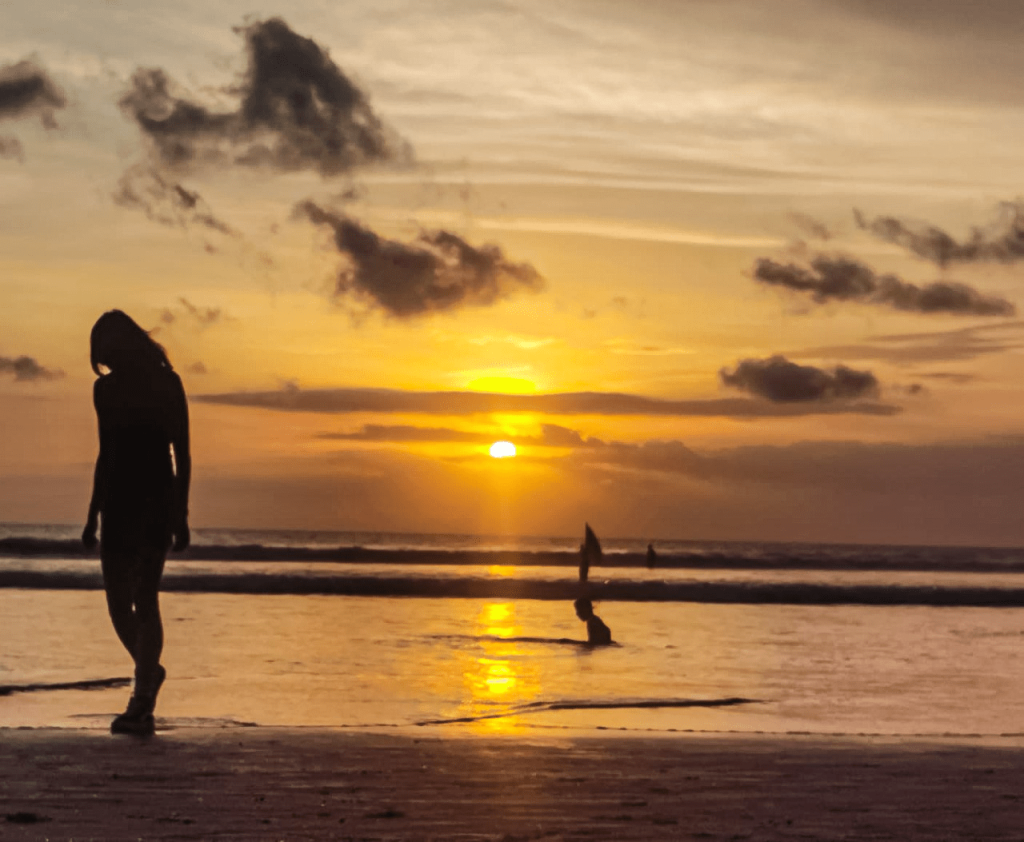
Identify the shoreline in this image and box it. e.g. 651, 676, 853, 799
2, 728, 1023, 840
5, 567, 1024, 606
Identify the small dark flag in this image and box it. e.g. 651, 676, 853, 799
580, 523, 602, 583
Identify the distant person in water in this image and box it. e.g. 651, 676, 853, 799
82, 310, 191, 736
646, 543, 657, 569
574, 598, 612, 645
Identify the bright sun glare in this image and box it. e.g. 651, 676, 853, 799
489, 441, 517, 458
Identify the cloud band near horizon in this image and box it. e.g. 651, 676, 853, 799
195, 385, 900, 417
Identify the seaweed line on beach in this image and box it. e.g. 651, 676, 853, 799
415, 696, 760, 726
0, 677, 131, 697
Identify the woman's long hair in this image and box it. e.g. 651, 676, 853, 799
90, 310, 172, 376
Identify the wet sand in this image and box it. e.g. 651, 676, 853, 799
2, 729, 1023, 840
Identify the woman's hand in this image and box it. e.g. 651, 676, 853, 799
82, 517, 98, 550
171, 518, 190, 552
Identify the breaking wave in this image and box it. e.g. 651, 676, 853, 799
3, 567, 1024, 606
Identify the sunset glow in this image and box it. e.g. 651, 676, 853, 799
3, 2, 1024, 545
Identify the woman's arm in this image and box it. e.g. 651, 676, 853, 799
169, 372, 191, 551
82, 381, 109, 549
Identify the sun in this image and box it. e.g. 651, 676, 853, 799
489, 441, 517, 459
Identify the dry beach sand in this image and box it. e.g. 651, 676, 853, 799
2, 728, 1023, 840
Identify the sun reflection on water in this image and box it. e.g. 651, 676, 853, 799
459, 601, 541, 734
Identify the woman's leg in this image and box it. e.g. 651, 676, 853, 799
100, 549, 140, 660
131, 547, 166, 695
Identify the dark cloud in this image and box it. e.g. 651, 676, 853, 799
0, 355, 64, 382
114, 165, 234, 234
197, 385, 899, 418
720, 356, 879, 403
0, 59, 65, 127
119, 18, 409, 177
0, 59, 66, 161
187, 362, 208, 375
754, 255, 1015, 316
854, 205, 1024, 267
295, 201, 545, 317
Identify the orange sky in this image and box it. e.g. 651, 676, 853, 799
4, 1, 1024, 545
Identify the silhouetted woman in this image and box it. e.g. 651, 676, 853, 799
82, 310, 191, 735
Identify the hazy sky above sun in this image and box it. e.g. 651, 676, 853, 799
4, 0, 1024, 545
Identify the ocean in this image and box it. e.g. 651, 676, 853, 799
3, 523, 1024, 741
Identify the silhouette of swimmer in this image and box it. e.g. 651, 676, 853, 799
82, 310, 191, 736
574, 598, 612, 646
646, 542, 657, 568
575, 524, 612, 644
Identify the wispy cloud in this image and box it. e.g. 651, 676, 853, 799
795, 321, 1024, 364
916, 371, 978, 384
720, 356, 879, 403
604, 339, 694, 357
754, 255, 1015, 316
469, 216, 785, 249
466, 333, 556, 350
295, 201, 545, 317
0, 355, 64, 382
565, 435, 1024, 503
197, 385, 900, 417
114, 165, 234, 234
318, 422, 601, 447
855, 203, 1024, 267
788, 211, 832, 242
159, 297, 225, 328
0, 136, 22, 161
319, 424, 490, 444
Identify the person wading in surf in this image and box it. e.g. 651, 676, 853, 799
575, 524, 612, 645
574, 598, 612, 646
82, 310, 191, 735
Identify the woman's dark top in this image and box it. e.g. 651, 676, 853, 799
94, 367, 186, 554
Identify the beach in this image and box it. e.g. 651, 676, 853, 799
5, 530, 1024, 838
3, 729, 1024, 840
